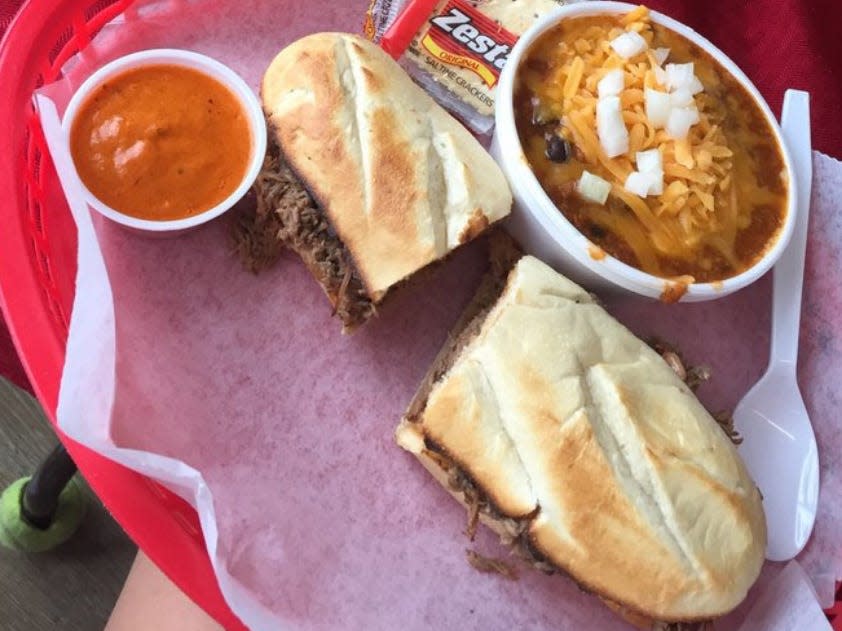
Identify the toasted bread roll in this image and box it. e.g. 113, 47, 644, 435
260, 33, 512, 323
398, 255, 766, 625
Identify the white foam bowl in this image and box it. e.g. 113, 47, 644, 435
62, 48, 267, 235
491, 1, 796, 301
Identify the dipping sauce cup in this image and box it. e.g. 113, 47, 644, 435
62, 49, 267, 234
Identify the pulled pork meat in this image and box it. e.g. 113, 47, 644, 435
232, 147, 375, 330
449, 466, 482, 541
426, 445, 535, 544
465, 550, 519, 581
712, 410, 743, 445
648, 337, 712, 392
653, 622, 714, 631
231, 162, 287, 274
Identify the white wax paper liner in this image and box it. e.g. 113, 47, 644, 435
37, 95, 279, 631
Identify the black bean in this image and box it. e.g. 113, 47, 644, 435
586, 222, 607, 239
545, 134, 571, 163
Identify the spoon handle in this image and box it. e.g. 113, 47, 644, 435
772, 91, 812, 368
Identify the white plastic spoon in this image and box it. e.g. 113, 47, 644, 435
734, 89, 818, 562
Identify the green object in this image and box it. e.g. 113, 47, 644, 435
0, 476, 87, 552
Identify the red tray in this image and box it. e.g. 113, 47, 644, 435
0, 1, 838, 629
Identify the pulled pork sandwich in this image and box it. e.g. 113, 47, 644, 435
235, 32, 512, 332
396, 245, 766, 630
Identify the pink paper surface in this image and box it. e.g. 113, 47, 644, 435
40, 1, 842, 629
737, 562, 832, 631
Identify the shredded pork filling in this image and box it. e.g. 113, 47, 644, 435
232, 139, 375, 330
465, 550, 519, 581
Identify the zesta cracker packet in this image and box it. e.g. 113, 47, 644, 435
367, 0, 570, 134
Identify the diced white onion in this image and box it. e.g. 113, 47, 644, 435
599, 126, 630, 158
647, 170, 665, 195
636, 149, 662, 173
610, 31, 647, 59
578, 170, 612, 205
654, 47, 670, 65
670, 87, 694, 107
689, 75, 704, 95
654, 65, 668, 87
624, 170, 664, 197
644, 88, 670, 128
625, 171, 654, 197
665, 62, 695, 89
596, 96, 629, 157
597, 69, 625, 98
666, 106, 700, 139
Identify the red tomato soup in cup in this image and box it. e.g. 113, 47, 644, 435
62, 49, 266, 234
70, 65, 251, 221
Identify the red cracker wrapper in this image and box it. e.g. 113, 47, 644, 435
30, 0, 842, 629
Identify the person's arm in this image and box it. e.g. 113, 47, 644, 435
105, 550, 223, 631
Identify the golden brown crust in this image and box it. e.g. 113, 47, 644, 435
261, 32, 512, 298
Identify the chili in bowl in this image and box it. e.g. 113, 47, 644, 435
62, 49, 266, 235
491, 1, 796, 301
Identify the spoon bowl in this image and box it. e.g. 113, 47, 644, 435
734, 364, 819, 561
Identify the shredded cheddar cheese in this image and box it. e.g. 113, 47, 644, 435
527, 8, 735, 259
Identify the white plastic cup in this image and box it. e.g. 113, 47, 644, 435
62, 49, 267, 235
492, 1, 797, 301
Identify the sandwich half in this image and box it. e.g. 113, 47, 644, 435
396, 251, 766, 628
240, 32, 512, 331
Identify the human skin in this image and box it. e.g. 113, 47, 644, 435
105, 551, 223, 631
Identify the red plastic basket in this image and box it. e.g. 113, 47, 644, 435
0, 2, 838, 630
